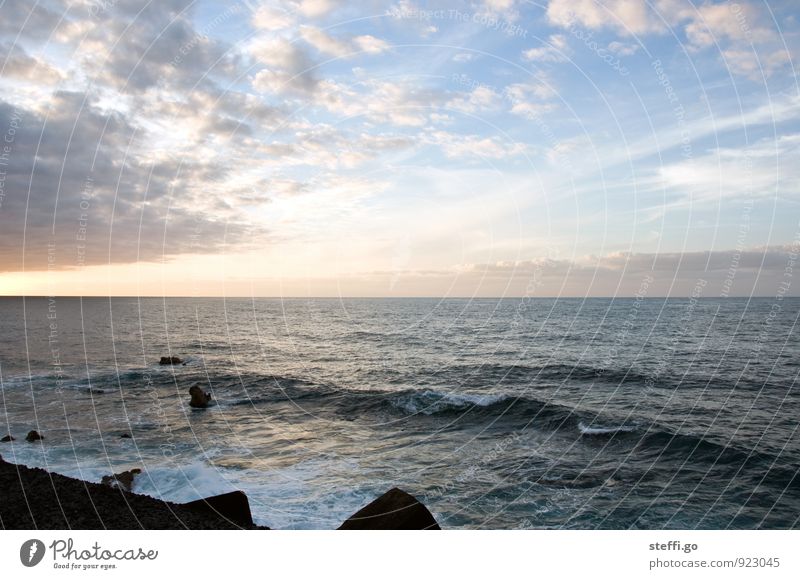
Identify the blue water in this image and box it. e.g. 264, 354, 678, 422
1, 297, 798, 529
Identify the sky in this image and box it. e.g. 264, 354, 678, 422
0, 0, 798, 297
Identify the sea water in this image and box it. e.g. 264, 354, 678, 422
1, 297, 797, 529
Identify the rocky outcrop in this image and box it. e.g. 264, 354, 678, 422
1, 459, 268, 529
1, 434, 14, 442
338, 488, 440, 530
159, 356, 182, 365
25, 431, 43, 442
189, 385, 212, 408
101, 468, 141, 492
185, 491, 254, 527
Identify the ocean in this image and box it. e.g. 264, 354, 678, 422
0, 296, 797, 529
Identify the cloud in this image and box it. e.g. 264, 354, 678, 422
546, 0, 666, 36
721, 47, 791, 80
475, 0, 521, 21
251, 4, 295, 30
299, 25, 389, 58
252, 126, 416, 169
0, 93, 259, 273
74, 0, 242, 93
683, 1, 775, 48
447, 85, 503, 113
250, 37, 319, 94
546, 0, 791, 78
0, 43, 63, 84
607, 40, 640, 56
656, 135, 800, 202
296, 0, 340, 18
309, 77, 447, 127
442, 244, 800, 297
522, 34, 570, 63
277, 244, 799, 297
0, 0, 69, 41
504, 76, 558, 117
424, 130, 527, 160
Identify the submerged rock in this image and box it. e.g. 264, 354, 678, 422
25, 431, 43, 442
1, 434, 14, 442
189, 385, 212, 408
184, 491, 254, 527
338, 487, 440, 530
159, 356, 182, 365
101, 468, 142, 492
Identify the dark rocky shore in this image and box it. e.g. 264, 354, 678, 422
0, 454, 265, 529
0, 454, 439, 530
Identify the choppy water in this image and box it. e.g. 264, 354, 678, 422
1, 297, 798, 529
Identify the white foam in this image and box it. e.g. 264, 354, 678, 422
131, 461, 237, 504
130, 457, 373, 529
578, 422, 636, 435
393, 390, 508, 415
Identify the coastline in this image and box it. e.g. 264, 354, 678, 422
0, 454, 267, 530
0, 454, 440, 530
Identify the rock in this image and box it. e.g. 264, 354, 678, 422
120, 433, 132, 439
159, 356, 182, 365
338, 488, 440, 530
1, 434, 14, 442
25, 431, 43, 442
189, 385, 212, 408
184, 491, 254, 527
101, 468, 142, 492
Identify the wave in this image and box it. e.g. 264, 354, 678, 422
578, 422, 637, 435
430, 362, 657, 388
389, 390, 510, 415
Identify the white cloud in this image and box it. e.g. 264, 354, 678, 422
447, 85, 503, 113
299, 26, 389, 58
354, 35, 390, 54
476, 0, 520, 21
607, 40, 640, 56
504, 77, 558, 117
546, 0, 790, 78
722, 47, 791, 80
683, 2, 775, 48
296, 0, 339, 18
425, 130, 527, 159
546, 0, 666, 36
251, 4, 295, 30
657, 135, 800, 201
522, 34, 570, 63
315, 78, 445, 126
299, 25, 351, 56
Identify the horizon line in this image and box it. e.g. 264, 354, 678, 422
1, 295, 796, 299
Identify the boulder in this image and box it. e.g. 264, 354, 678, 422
159, 356, 182, 365
101, 468, 142, 492
184, 491, 254, 527
189, 385, 212, 408
338, 487, 440, 530
1, 434, 14, 442
25, 431, 43, 442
